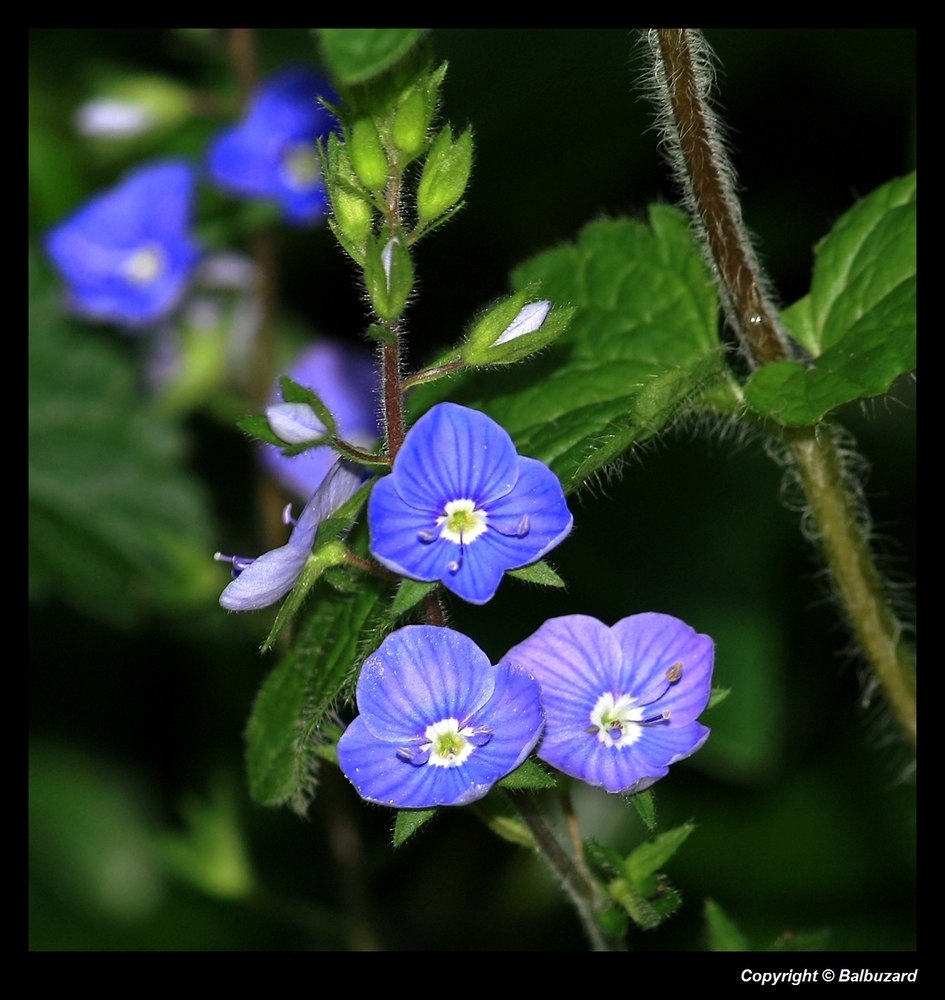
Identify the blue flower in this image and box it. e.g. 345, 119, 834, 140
260, 340, 380, 500
44, 160, 200, 327
337, 626, 544, 808
207, 68, 338, 225
215, 459, 363, 611
506, 613, 714, 795
368, 403, 573, 605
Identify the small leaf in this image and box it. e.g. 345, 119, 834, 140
707, 686, 731, 710
624, 822, 695, 885
745, 173, 915, 425
392, 808, 436, 846
245, 575, 391, 812
608, 877, 663, 931
318, 29, 429, 87
497, 758, 556, 790
705, 898, 750, 951
390, 578, 437, 617
507, 560, 566, 588
627, 788, 657, 831
237, 413, 284, 447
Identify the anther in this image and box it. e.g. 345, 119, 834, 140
666, 661, 683, 683
417, 530, 436, 544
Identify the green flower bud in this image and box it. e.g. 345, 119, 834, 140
392, 89, 429, 158
417, 125, 473, 227
349, 118, 389, 191
463, 295, 572, 367
324, 134, 375, 261
364, 233, 414, 321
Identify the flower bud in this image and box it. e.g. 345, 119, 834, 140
392, 89, 429, 158
74, 75, 192, 140
462, 294, 572, 367
364, 233, 414, 320
349, 118, 388, 191
417, 125, 473, 227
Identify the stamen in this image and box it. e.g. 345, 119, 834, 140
417, 529, 436, 543
282, 502, 297, 527
494, 515, 530, 539
666, 661, 683, 683
396, 743, 432, 767
639, 710, 671, 725
214, 551, 256, 578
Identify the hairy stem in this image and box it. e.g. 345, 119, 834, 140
509, 792, 621, 952
651, 29, 790, 368
651, 28, 916, 747
788, 427, 916, 745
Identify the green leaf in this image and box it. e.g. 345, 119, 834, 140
705, 898, 750, 951
624, 822, 695, 885
627, 788, 657, 831
390, 577, 437, 617
245, 575, 392, 812
453, 207, 736, 493
607, 877, 664, 931
392, 808, 437, 846
745, 173, 915, 426
507, 560, 566, 587
318, 29, 429, 87
237, 413, 284, 447
497, 758, 556, 790
29, 261, 215, 626
707, 686, 732, 710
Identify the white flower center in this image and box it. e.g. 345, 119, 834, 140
589, 692, 650, 749
281, 142, 322, 191
437, 499, 488, 544
123, 244, 166, 285
422, 718, 477, 768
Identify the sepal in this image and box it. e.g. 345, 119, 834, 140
416, 124, 473, 228
364, 231, 414, 320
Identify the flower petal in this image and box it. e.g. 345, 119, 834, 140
391, 403, 519, 511
611, 613, 714, 725
337, 627, 544, 809
353, 626, 496, 741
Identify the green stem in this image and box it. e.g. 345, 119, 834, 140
508, 792, 622, 951
787, 426, 916, 745
651, 28, 916, 748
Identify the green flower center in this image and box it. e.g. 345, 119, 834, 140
437, 499, 488, 544
423, 718, 476, 768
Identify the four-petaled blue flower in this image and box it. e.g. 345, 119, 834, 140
506, 613, 714, 794
337, 625, 544, 808
215, 459, 363, 611
207, 68, 338, 225
368, 402, 573, 605
45, 160, 201, 327
261, 340, 380, 500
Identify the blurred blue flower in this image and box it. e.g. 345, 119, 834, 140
337, 625, 544, 808
261, 340, 380, 500
207, 68, 338, 225
215, 459, 363, 611
44, 160, 200, 327
506, 613, 714, 794
368, 403, 572, 605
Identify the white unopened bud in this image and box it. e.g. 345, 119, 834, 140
266, 402, 326, 444
74, 98, 156, 139
492, 300, 551, 346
